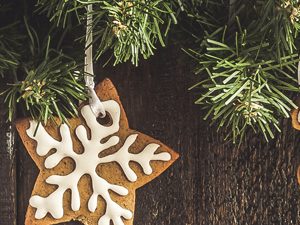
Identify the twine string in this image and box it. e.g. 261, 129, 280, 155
84, 4, 106, 118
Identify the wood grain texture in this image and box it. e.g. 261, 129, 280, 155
0, 82, 17, 225
1, 44, 300, 225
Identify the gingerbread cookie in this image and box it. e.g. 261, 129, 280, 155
16, 79, 179, 225
291, 107, 300, 130
291, 107, 300, 185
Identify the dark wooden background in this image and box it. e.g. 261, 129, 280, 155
1, 44, 300, 225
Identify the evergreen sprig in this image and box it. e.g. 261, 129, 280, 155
94, 0, 177, 65
36, 0, 177, 66
186, 0, 300, 143
3, 50, 86, 124
251, 0, 299, 59
1, 14, 87, 124
188, 28, 299, 143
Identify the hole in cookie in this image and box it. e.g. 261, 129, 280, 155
97, 111, 112, 127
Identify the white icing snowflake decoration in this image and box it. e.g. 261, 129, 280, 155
26, 100, 172, 225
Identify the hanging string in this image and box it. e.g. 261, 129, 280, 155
297, 61, 300, 86
84, 4, 106, 118
297, 61, 300, 123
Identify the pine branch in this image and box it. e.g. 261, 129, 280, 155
248, 0, 298, 60
187, 21, 300, 143
3, 50, 87, 124
93, 0, 177, 65
1, 18, 87, 124
36, 0, 178, 66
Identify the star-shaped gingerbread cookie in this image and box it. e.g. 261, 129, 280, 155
16, 78, 179, 225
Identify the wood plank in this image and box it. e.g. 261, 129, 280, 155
16, 44, 300, 224
0, 84, 17, 225
16, 142, 39, 224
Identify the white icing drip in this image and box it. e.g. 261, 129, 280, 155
26, 99, 171, 225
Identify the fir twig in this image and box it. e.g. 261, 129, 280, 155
36, 0, 178, 66
187, 23, 300, 144
3, 51, 87, 124
1, 19, 87, 124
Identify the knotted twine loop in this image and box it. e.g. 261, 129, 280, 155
84, 4, 106, 118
